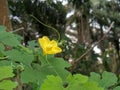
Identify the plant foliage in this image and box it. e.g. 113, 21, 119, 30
0, 66, 17, 90
40, 74, 104, 90
0, 25, 71, 89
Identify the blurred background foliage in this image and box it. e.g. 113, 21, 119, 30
7, 0, 120, 75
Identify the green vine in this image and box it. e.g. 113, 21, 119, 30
30, 15, 61, 41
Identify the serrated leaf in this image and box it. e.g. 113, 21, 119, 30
0, 30, 20, 47
78, 81, 104, 90
100, 71, 117, 88
0, 80, 17, 90
0, 45, 5, 59
40, 74, 103, 90
0, 66, 14, 80
28, 40, 39, 48
67, 74, 88, 84
21, 55, 70, 86
17, 45, 33, 54
66, 74, 103, 90
40, 75, 64, 90
47, 56, 71, 79
4, 49, 34, 64
66, 81, 104, 90
65, 74, 88, 90
0, 44, 4, 51
113, 86, 120, 90
0, 60, 12, 66
14, 34, 23, 42
89, 71, 118, 89
89, 72, 101, 84
0, 51, 4, 58
21, 65, 39, 83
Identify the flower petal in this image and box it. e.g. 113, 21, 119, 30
38, 36, 62, 55
49, 40, 57, 47
52, 47, 62, 54
38, 36, 50, 49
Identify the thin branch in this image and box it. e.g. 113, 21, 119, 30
75, 22, 114, 63
10, 27, 24, 33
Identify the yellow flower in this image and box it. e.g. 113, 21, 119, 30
38, 36, 62, 55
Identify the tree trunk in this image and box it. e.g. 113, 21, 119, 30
77, 14, 91, 45
0, 0, 11, 31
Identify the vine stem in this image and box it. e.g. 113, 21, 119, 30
30, 15, 60, 41
45, 55, 60, 76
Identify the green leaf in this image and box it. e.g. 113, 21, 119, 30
89, 71, 118, 89
89, 72, 101, 84
66, 74, 103, 90
5, 49, 34, 64
0, 44, 5, 59
0, 51, 4, 58
65, 74, 88, 90
40, 74, 104, 90
67, 74, 88, 84
0, 30, 20, 47
113, 86, 120, 90
78, 81, 104, 90
21, 65, 41, 84
0, 66, 14, 80
100, 71, 117, 88
28, 40, 39, 48
0, 44, 6, 60
0, 25, 6, 31
46, 56, 71, 79
0, 80, 17, 90
0, 44, 4, 51
40, 75, 64, 90
21, 55, 70, 86
14, 34, 23, 42
0, 60, 12, 66
17, 45, 33, 54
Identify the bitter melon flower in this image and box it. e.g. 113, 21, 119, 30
38, 36, 62, 55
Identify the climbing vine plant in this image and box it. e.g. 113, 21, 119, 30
0, 25, 120, 90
